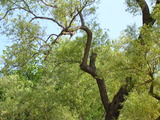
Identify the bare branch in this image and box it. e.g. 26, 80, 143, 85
10, 1, 64, 28
0, 7, 19, 20
10, 1, 37, 17
46, 33, 58, 42
30, 16, 64, 28
79, 11, 85, 26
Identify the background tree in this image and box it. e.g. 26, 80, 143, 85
0, 0, 160, 120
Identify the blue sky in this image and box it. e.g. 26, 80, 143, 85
98, 0, 142, 38
0, 0, 142, 55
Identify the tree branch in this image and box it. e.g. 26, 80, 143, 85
107, 85, 129, 119
39, 0, 57, 8
89, 53, 97, 70
30, 16, 64, 28
96, 78, 109, 113
156, 0, 160, 5
67, 3, 87, 29
0, 7, 19, 20
78, 10, 109, 113
79, 11, 85, 26
80, 26, 92, 65
136, 79, 152, 87
149, 82, 160, 100
105, 77, 132, 119
46, 33, 58, 42
136, 0, 160, 44
136, 0, 151, 25
21, 0, 30, 10
10, 1, 64, 28
136, 0, 160, 27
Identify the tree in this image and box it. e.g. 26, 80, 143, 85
0, 0, 160, 120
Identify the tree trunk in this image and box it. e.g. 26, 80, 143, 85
78, 11, 131, 120
105, 85, 129, 120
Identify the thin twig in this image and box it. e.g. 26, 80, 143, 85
0, 7, 19, 20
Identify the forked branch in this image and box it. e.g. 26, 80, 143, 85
78, 10, 110, 113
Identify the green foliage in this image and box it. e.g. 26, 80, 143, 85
152, 4, 160, 25
125, 0, 141, 16
0, 72, 104, 119
0, 0, 160, 120
41, 38, 105, 119
0, 75, 78, 120
123, 24, 139, 39
119, 90, 160, 120
1, 42, 44, 80
125, 0, 157, 16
